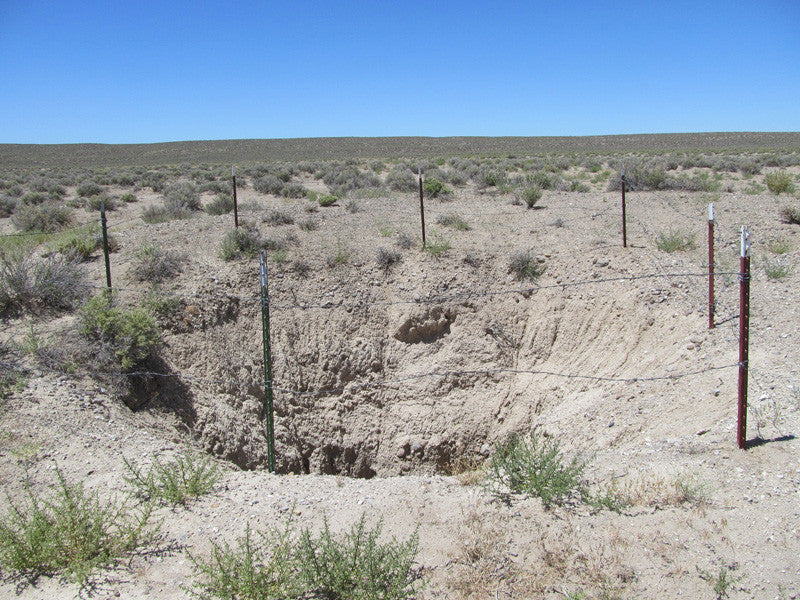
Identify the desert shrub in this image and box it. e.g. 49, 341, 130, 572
123, 453, 220, 506
763, 258, 791, 280
120, 192, 137, 203
780, 206, 800, 225
163, 181, 201, 211
190, 516, 419, 600
656, 229, 696, 252
85, 194, 116, 212
318, 194, 338, 207
19, 191, 49, 206
529, 170, 561, 190
765, 170, 794, 194
30, 178, 66, 198
509, 250, 545, 281
0, 195, 16, 217
485, 431, 587, 508
12, 202, 72, 233
280, 183, 306, 198
205, 193, 234, 215
376, 247, 401, 270
0, 469, 159, 586
141, 205, 173, 224
76, 182, 103, 197
219, 226, 263, 260
199, 181, 232, 195
0, 250, 89, 316
740, 160, 762, 176
129, 245, 184, 283
298, 218, 318, 231
264, 210, 294, 226
665, 172, 720, 192
476, 168, 507, 190
423, 177, 452, 199
386, 166, 418, 192
436, 213, 470, 230
396, 232, 414, 249
252, 174, 284, 195
345, 199, 361, 213
608, 161, 667, 191
323, 166, 381, 197
767, 238, 791, 254
80, 293, 160, 371
517, 185, 543, 208
56, 229, 100, 261
568, 180, 591, 193
326, 243, 351, 267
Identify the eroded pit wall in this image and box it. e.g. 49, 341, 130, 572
162, 275, 703, 477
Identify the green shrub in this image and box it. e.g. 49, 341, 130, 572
326, 243, 351, 267
85, 194, 116, 212
19, 192, 49, 206
190, 516, 419, 600
424, 232, 451, 257
163, 181, 201, 211
767, 238, 791, 254
0, 250, 88, 316
219, 226, 263, 260
141, 205, 173, 223
318, 194, 338, 207
80, 294, 160, 371
298, 218, 318, 231
205, 193, 234, 215
56, 230, 99, 261
0, 469, 159, 585
485, 431, 588, 508
123, 453, 220, 505
656, 229, 696, 252
518, 185, 543, 208
386, 166, 418, 192
280, 183, 306, 198
765, 170, 794, 194
12, 202, 72, 233
120, 192, 137, 203
764, 258, 791, 280
423, 177, 451, 198
252, 175, 284, 195
436, 213, 470, 230
509, 250, 545, 281
129, 245, 184, 283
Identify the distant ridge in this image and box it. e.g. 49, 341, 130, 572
2, 132, 799, 168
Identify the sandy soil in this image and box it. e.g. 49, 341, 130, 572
1, 166, 799, 599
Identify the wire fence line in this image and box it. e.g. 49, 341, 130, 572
0, 355, 741, 400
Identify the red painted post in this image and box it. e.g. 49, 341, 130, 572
418, 167, 426, 249
708, 203, 715, 329
621, 169, 627, 248
232, 165, 239, 228
737, 226, 751, 450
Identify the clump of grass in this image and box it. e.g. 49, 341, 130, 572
386, 166, 417, 192
764, 170, 794, 194
376, 247, 401, 271
163, 181, 201, 211
396, 232, 414, 249
76, 182, 104, 198
0, 196, 17, 217
763, 258, 791, 280
0, 469, 159, 586
205, 194, 234, 215
697, 564, 745, 599
424, 232, 451, 256
85, 194, 116, 212
436, 213, 470, 231
123, 453, 220, 505
326, 243, 351, 267
190, 515, 420, 600
129, 245, 185, 283
517, 185, 543, 208
485, 431, 588, 509
655, 229, 696, 252
298, 218, 318, 232
0, 249, 89, 317
780, 206, 800, 224
509, 250, 546, 281
120, 192, 137, 203
345, 199, 361, 213
264, 210, 294, 226
766, 238, 791, 254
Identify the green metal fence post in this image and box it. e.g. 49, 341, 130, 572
259, 250, 276, 472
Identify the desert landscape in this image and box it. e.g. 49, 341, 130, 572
1, 134, 799, 599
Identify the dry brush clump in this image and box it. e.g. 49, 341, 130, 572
128, 244, 186, 284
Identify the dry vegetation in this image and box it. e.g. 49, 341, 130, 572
1, 135, 800, 599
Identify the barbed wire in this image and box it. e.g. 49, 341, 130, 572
0, 356, 740, 400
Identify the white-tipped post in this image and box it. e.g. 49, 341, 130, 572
232, 165, 236, 177
708, 203, 714, 222
741, 226, 750, 257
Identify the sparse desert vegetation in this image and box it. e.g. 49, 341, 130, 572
1, 135, 799, 599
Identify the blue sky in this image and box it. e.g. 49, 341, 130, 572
1, 0, 798, 144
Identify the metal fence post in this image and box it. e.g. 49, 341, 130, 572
737, 226, 751, 450
232, 166, 239, 228
259, 250, 276, 471
100, 201, 112, 293
621, 168, 627, 248
708, 203, 715, 329
418, 167, 426, 249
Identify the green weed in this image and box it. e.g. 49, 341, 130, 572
123, 453, 220, 506
656, 229, 696, 252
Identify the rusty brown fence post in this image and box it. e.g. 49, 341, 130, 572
621, 169, 627, 248
232, 166, 239, 228
418, 167, 426, 249
708, 203, 715, 329
737, 226, 751, 450
100, 201, 112, 293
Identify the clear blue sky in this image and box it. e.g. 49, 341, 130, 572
1, 0, 798, 144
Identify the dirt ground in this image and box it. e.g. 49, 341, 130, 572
1, 163, 799, 599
